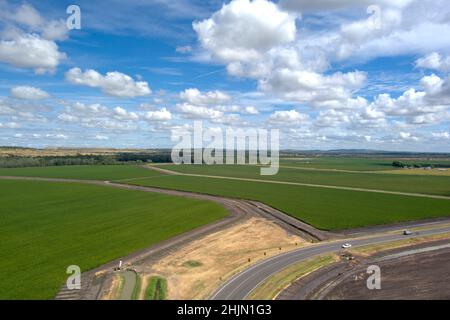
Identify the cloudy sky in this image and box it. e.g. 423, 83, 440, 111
0, 0, 449, 151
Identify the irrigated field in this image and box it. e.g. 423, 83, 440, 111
0, 179, 227, 299
280, 157, 450, 171
126, 174, 450, 230
0, 164, 160, 181
280, 157, 395, 171
152, 164, 450, 196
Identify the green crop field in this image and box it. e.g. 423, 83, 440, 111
0, 165, 161, 181
280, 157, 396, 171
0, 179, 227, 299
152, 164, 450, 196
279, 157, 450, 171
126, 174, 450, 231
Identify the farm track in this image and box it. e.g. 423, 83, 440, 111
145, 165, 450, 200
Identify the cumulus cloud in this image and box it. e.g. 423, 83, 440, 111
1, 3, 68, 41
0, 34, 66, 74
416, 52, 450, 73
193, 0, 296, 62
10, 86, 49, 100
143, 107, 172, 121
279, 0, 413, 12
177, 103, 224, 119
113, 107, 139, 121
260, 69, 366, 103
268, 109, 309, 125
180, 88, 231, 105
243, 106, 259, 114
65, 68, 152, 98
432, 131, 450, 139
0, 122, 20, 129
0, 3, 69, 73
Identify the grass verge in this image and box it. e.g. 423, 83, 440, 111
145, 276, 167, 300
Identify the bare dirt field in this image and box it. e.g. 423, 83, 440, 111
279, 238, 450, 300
140, 217, 305, 300
324, 243, 450, 299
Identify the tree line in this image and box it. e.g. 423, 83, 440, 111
0, 152, 172, 168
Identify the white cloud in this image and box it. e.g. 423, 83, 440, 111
432, 131, 450, 139
177, 103, 224, 119
279, 0, 413, 12
315, 109, 350, 127
1, 3, 69, 41
0, 33, 66, 74
10, 86, 49, 100
57, 113, 79, 123
176, 45, 192, 53
94, 135, 109, 140
180, 88, 231, 105
268, 109, 308, 124
65, 68, 152, 98
243, 106, 259, 114
113, 107, 139, 121
143, 107, 172, 121
193, 0, 296, 62
260, 69, 366, 103
0, 122, 20, 129
416, 52, 450, 72
399, 131, 419, 141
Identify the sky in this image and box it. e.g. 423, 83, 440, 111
0, 0, 449, 152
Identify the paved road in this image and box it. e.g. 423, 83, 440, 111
119, 271, 137, 300
210, 225, 450, 300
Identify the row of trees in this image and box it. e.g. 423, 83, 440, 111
392, 160, 449, 168
0, 152, 172, 168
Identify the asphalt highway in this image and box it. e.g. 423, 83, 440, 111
210, 224, 450, 300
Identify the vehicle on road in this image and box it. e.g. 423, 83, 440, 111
403, 230, 413, 235
342, 243, 352, 249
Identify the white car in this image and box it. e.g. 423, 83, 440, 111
342, 243, 352, 249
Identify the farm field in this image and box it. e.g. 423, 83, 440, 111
279, 157, 450, 171
0, 164, 160, 181
125, 174, 450, 230
0, 179, 227, 299
152, 164, 450, 196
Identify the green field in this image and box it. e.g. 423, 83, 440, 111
145, 276, 167, 300
280, 157, 395, 171
0, 179, 227, 299
279, 157, 450, 171
153, 164, 450, 196
0, 165, 161, 181
126, 175, 450, 230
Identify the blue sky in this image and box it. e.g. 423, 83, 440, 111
0, 0, 449, 151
